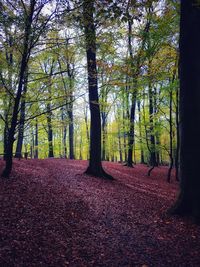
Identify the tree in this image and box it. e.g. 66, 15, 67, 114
2, 0, 36, 177
83, 0, 113, 179
171, 0, 200, 222
15, 68, 28, 159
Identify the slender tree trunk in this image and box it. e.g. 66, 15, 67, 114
148, 75, 157, 167
3, 29, 13, 161
127, 19, 137, 167
137, 100, 145, 164
167, 85, 174, 182
142, 91, 155, 176
3, 123, 9, 161
168, 56, 178, 182
34, 119, 38, 159
79, 135, 82, 160
175, 72, 180, 181
122, 109, 127, 162
68, 105, 74, 159
127, 92, 137, 167
62, 109, 67, 158
154, 87, 160, 166
133, 142, 136, 164
15, 100, 26, 158
67, 64, 74, 160
47, 103, 54, 158
126, 16, 149, 167
83, 0, 113, 179
15, 69, 28, 158
147, 83, 157, 176
101, 113, 107, 161
2, 0, 35, 177
117, 123, 123, 162
29, 130, 34, 159
170, 0, 200, 222
84, 106, 90, 159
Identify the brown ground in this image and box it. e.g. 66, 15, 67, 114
0, 159, 199, 267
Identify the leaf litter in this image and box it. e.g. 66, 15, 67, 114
0, 159, 200, 267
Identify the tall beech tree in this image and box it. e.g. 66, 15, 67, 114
126, 16, 137, 167
171, 0, 200, 222
66, 58, 75, 160
2, 0, 36, 177
83, 0, 113, 179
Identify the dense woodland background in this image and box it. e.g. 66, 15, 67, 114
0, 0, 179, 180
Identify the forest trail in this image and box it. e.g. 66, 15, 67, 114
0, 159, 200, 267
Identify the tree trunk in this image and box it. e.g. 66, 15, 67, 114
15, 69, 28, 158
122, 108, 128, 162
127, 19, 137, 167
167, 85, 174, 182
154, 86, 160, 166
83, 0, 113, 179
47, 103, 54, 158
117, 122, 123, 162
15, 100, 25, 158
137, 100, 145, 164
68, 106, 74, 159
175, 72, 180, 181
79, 135, 82, 160
84, 105, 90, 159
147, 83, 157, 176
2, 0, 35, 178
101, 112, 107, 161
148, 74, 157, 167
34, 119, 38, 159
170, 0, 200, 222
3, 124, 9, 161
61, 108, 67, 159
67, 63, 74, 160
127, 92, 136, 167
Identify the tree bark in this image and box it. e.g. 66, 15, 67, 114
167, 85, 173, 182
68, 106, 74, 159
137, 100, 145, 164
3, 122, 9, 161
15, 69, 28, 158
148, 65, 157, 167
127, 91, 136, 167
127, 19, 137, 167
154, 87, 160, 166
83, 0, 113, 179
170, 0, 200, 222
47, 103, 54, 158
175, 72, 180, 181
84, 105, 90, 159
61, 108, 67, 158
101, 112, 107, 161
122, 101, 128, 163
34, 119, 38, 159
67, 63, 75, 160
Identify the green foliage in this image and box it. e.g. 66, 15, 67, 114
0, 0, 179, 165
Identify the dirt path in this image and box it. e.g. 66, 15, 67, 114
0, 159, 200, 267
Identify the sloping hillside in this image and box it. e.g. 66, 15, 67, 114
0, 159, 199, 267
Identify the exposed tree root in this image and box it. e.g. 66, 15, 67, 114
85, 167, 114, 180
123, 162, 134, 168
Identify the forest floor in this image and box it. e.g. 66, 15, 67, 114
0, 159, 200, 267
